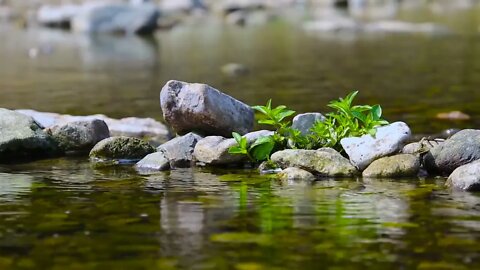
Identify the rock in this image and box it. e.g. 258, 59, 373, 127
72, 2, 159, 34
47, 120, 110, 154
216, 0, 266, 14
157, 132, 203, 168
193, 130, 273, 165
278, 167, 316, 181
436, 111, 470, 121
0, 108, 58, 162
258, 160, 281, 174
135, 152, 170, 172
16, 110, 171, 145
303, 18, 360, 33
364, 21, 450, 35
221, 63, 249, 76
225, 11, 247, 26
402, 139, 442, 155
159, 0, 206, 13
37, 4, 79, 28
362, 154, 420, 178
340, 122, 411, 171
160, 80, 254, 137
291, 113, 325, 135
424, 129, 480, 175
89, 136, 155, 164
270, 148, 358, 177
446, 160, 480, 191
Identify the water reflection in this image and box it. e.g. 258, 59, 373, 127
0, 173, 32, 202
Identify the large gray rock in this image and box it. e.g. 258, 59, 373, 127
160, 80, 254, 137
16, 109, 171, 145
291, 113, 325, 135
0, 108, 58, 161
89, 136, 155, 164
270, 148, 358, 177
446, 160, 480, 191
424, 129, 480, 175
362, 154, 420, 178
135, 152, 170, 172
193, 130, 272, 165
72, 2, 159, 34
340, 122, 411, 170
157, 132, 203, 168
47, 120, 110, 154
278, 167, 316, 182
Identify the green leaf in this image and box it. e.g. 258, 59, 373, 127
232, 132, 243, 144
252, 105, 268, 115
228, 146, 247, 155
250, 136, 275, 161
371, 105, 382, 120
258, 119, 276, 126
351, 110, 367, 123
276, 110, 296, 122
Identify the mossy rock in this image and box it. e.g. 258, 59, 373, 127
89, 136, 155, 164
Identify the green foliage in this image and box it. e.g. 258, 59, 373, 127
229, 92, 389, 161
310, 91, 389, 151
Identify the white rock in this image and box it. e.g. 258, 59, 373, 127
340, 122, 411, 170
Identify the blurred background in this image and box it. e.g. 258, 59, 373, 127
1, 0, 480, 134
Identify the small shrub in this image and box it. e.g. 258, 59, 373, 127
229, 91, 389, 162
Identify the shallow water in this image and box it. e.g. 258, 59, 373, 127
1, 4, 480, 269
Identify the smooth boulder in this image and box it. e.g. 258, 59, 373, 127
424, 129, 480, 175
362, 154, 420, 178
157, 132, 203, 168
446, 160, 480, 191
291, 113, 325, 135
270, 148, 358, 177
135, 152, 170, 172
340, 122, 411, 170
278, 167, 316, 182
0, 109, 58, 161
160, 80, 254, 137
89, 136, 155, 164
193, 130, 272, 165
47, 120, 110, 154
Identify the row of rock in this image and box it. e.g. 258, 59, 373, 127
2, 79, 480, 193
0, 107, 169, 163
151, 80, 480, 193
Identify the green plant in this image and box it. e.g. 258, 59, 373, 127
229, 92, 389, 161
310, 91, 388, 151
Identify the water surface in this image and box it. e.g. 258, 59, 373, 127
1, 5, 480, 269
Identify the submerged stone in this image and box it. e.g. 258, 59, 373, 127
278, 167, 316, 181
89, 136, 155, 164
270, 148, 358, 177
362, 154, 420, 178
0, 108, 58, 162
135, 152, 170, 172
340, 122, 411, 170
157, 132, 203, 168
160, 80, 254, 137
